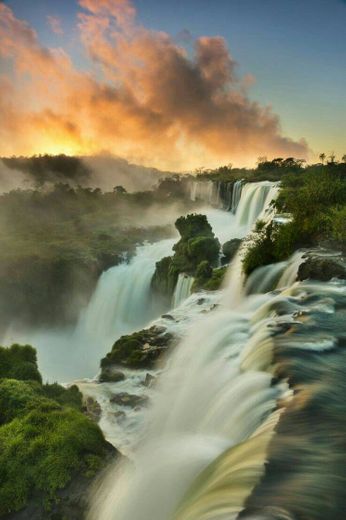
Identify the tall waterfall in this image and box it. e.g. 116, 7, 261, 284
76, 239, 175, 348
236, 181, 278, 230
231, 179, 244, 213
88, 181, 292, 520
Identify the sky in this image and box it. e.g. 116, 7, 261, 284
1, 0, 345, 170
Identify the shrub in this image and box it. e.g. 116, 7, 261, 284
0, 344, 42, 383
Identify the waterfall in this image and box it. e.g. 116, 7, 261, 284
4, 239, 175, 382
236, 182, 278, 230
189, 180, 221, 207
88, 181, 289, 520
76, 239, 175, 346
172, 274, 195, 309
231, 179, 244, 213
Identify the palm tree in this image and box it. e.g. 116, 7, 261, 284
329, 152, 336, 164
342, 154, 346, 163
319, 153, 326, 164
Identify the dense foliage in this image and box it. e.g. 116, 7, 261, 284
243, 164, 346, 275
0, 182, 196, 332
0, 345, 110, 516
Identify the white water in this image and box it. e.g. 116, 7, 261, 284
189, 180, 222, 207
231, 179, 243, 213
2, 200, 254, 382
88, 182, 290, 520
236, 182, 278, 230
172, 274, 195, 309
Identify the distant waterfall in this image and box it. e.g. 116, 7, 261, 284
231, 179, 243, 213
189, 180, 222, 207
172, 274, 195, 309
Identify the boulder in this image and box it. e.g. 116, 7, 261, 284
99, 368, 125, 383
297, 256, 346, 282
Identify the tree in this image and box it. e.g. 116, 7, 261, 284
113, 185, 127, 194
319, 153, 326, 164
328, 152, 336, 164
341, 154, 346, 163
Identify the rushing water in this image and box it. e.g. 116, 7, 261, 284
88, 235, 345, 520
172, 274, 195, 309
86, 182, 290, 519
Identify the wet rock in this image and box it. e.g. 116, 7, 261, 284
82, 395, 101, 423
143, 373, 156, 387
99, 367, 126, 383
110, 392, 148, 408
197, 298, 206, 305
161, 314, 175, 321
297, 256, 346, 282
113, 410, 126, 422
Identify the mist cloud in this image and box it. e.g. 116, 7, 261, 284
0, 0, 308, 169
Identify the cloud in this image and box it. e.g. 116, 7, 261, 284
0, 0, 308, 169
47, 15, 64, 35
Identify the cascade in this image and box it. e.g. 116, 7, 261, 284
231, 179, 244, 213
189, 179, 221, 207
88, 181, 290, 520
172, 274, 195, 309
76, 239, 175, 347
236, 182, 278, 230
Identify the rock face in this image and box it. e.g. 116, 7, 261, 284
297, 256, 346, 282
100, 325, 174, 373
82, 395, 102, 422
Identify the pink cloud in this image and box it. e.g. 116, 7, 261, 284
47, 15, 64, 36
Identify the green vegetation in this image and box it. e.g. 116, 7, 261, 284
2, 154, 90, 186
0, 344, 111, 517
192, 264, 227, 292
0, 181, 196, 333
0, 344, 42, 383
243, 163, 346, 275
151, 214, 220, 301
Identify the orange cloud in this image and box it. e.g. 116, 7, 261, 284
0, 0, 308, 170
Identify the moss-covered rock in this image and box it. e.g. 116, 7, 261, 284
100, 326, 174, 371
222, 239, 242, 264
151, 256, 179, 304
151, 214, 220, 301
192, 265, 227, 292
